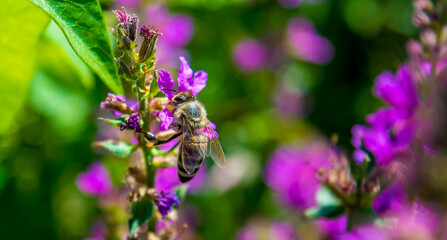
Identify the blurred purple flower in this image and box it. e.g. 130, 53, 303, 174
333, 224, 387, 240
145, 4, 195, 68
232, 38, 268, 72
269, 221, 297, 240
372, 181, 408, 214
264, 142, 332, 211
236, 221, 298, 240
286, 18, 334, 65
278, 0, 304, 8
155, 191, 180, 218
116, 0, 140, 9
76, 162, 112, 196
155, 165, 207, 193
351, 64, 419, 165
315, 215, 347, 237
273, 82, 306, 117
157, 57, 208, 131
84, 219, 106, 240
373, 65, 419, 110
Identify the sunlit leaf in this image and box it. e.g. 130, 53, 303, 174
0, 0, 49, 135
94, 140, 138, 158
98, 117, 126, 127
128, 197, 153, 235
30, 0, 123, 94
305, 187, 345, 219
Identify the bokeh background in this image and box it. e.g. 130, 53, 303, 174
0, 0, 416, 239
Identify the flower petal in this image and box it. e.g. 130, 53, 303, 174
190, 70, 208, 96
373, 71, 411, 109
159, 108, 174, 131
177, 56, 193, 92
158, 69, 176, 100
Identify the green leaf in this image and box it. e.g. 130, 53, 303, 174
305, 187, 345, 219
149, 70, 160, 97
29, 0, 123, 94
98, 117, 126, 127
173, 186, 188, 200
0, 0, 49, 135
128, 197, 153, 235
94, 140, 138, 158
305, 205, 345, 219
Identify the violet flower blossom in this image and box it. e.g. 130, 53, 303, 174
351, 64, 419, 165
76, 161, 112, 196
146, 4, 194, 67
232, 38, 268, 72
315, 215, 348, 237
264, 142, 332, 211
155, 165, 207, 193
120, 112, 142, 132
155, 191, 180, 218
286, 18, 334, 65
157, 57, 216, 136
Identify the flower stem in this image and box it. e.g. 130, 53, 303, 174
136, 71, 157, 233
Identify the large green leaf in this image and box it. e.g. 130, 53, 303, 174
30, 0, 123, 94
128, 197, 153, 235
94, 140, 138, 158
0, 0, 49, 135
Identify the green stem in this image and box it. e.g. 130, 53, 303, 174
136, 70, 156, 233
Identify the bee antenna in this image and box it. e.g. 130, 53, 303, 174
161, 88, 178, 93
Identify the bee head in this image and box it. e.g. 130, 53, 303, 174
171, 91, 195, 106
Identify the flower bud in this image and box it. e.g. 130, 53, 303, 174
128, 15, 139, 42
116, 26, 132, 51
421, 29, 437, 49
150, 97, 170, 111
412, 10, 431, 27
137, 25, 162, 63
115, 58, 133, 80
406, 40, 423, 57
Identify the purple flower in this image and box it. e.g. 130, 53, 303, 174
120, 113, 142, 132
113, 7, 129, 23
155, 191, 180, 218
372, 181, 408, 214
315, 215, 347, 237
232, 38, 268, 72
76, 162, 112, 196
264, 142, 332, 211
157, 57, 208, 131
351, 64, 419, 165
155, 165, 207, 193
333, 224, 387, 240
273, 82, 306, 117
269, 221, 297, 240
286, 18, 334, 65
373, 65, 419, 110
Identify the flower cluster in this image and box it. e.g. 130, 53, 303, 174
352, 64, 418, 165
154, 191, 181, 218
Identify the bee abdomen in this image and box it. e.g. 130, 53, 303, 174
177, 157, 202, 183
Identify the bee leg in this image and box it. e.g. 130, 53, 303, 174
171, 122, 181, 131
144, 131, 182, 146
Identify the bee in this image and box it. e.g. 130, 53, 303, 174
146, 91, 226, 183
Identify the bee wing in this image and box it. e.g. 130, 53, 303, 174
180, 117, 206, 174
204, 123, 226, 168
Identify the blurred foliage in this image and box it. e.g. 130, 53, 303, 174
0, 0, 417, 239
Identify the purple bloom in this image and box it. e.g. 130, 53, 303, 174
333, 224, 387, 240
286, 18, 334, 65
154, 191, 180, 218
372, 181, 407, 214
315, 215, 347, 237
120, 113, 142, 132
373, 65, 419, 109
273, 82, 306, 117
157, 57, 209, 131
76, 162, 112, 196
155, 165, 207, 193
113, 7, 129, 23
351, 64, 419, 165
100, 93, 138, 117
269, 221, 297, 240
264, 142, 332, 211
232, 38, 268, 72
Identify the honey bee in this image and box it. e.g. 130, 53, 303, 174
146, 91, 226, 183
